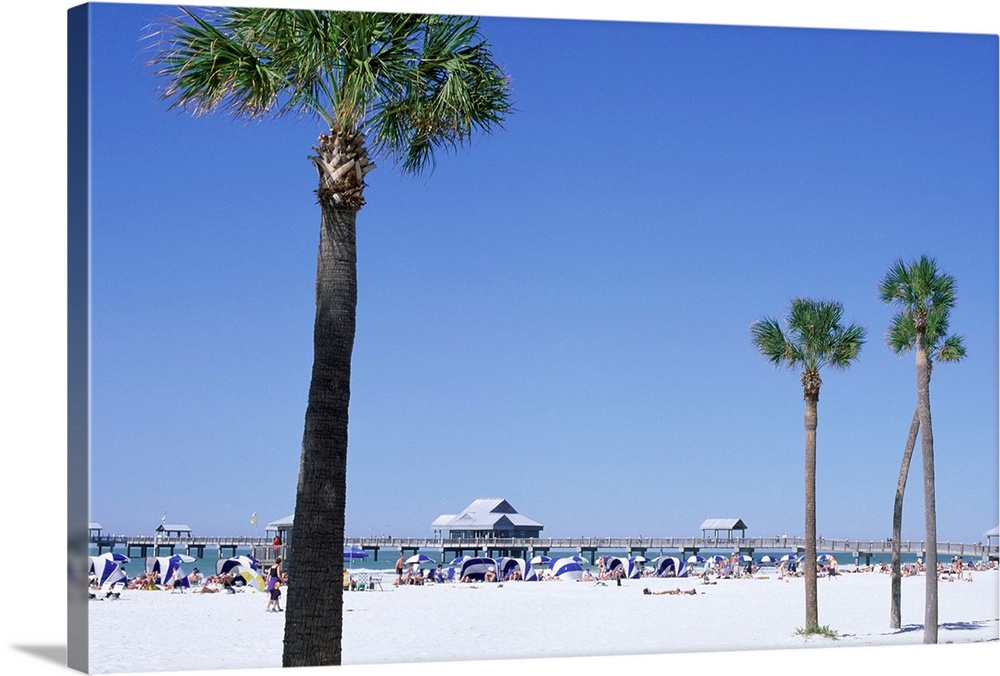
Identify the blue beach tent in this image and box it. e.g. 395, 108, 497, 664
89, 552, 130, 589
549, 557, 585, 581
458, 557, 497, 581
605, 556, 641, 579
146, 554, 196, 588
654, 556, 687, 578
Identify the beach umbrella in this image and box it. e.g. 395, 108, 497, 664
686, 555, 705, 564
217, 555, 264, 590
707, 555, 727, 564
529, 555, 551, 566
632, 555, 647, 563
405, 553, 434, 566
343, 546, 369, 571
817, 554, 836, 563
570, 555, 589, 565
449, 555, 471, 565
759, 555, 778, 564
736, 554, 753, 563
779, 554, 797, 562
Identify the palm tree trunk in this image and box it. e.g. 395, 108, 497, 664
803, 390, 819, 631
890, 408, 919, 629
915, 336, 938, 644
282, 203, 357, 667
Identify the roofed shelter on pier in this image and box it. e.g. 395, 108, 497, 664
432, 498, 543, 539
700, 518, 748, 539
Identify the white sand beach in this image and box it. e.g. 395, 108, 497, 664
87, 566, 999, 674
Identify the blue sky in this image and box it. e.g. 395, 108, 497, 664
74, 2, 998, 544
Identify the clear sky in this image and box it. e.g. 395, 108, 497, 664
72, 1, 1000, 544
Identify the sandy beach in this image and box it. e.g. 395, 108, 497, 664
87, 565, 999, 674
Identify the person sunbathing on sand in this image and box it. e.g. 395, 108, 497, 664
643, 587, 698, 596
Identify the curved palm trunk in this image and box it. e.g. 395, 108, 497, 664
282, 203, 356, 666
803, 387, 819, 631
915, 335, 938, 643
890, 409, 919, 629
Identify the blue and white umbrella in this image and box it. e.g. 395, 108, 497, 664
529, 555, 552, 566
779, 554, 798, 562
817, 554, 837, 563
570, 555, 589, 565
450, 555, 471, 565
686, 555, 705, 564
759, 555, 779, 564
405, 553, 434, 566
707, 555, 727, 564
217, 555, 264, 590
343, 546, 369, 560
736, 554, 754, 563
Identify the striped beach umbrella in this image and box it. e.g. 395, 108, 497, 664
686, 555, 705, 564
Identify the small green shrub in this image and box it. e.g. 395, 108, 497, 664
796, 625, 839, 639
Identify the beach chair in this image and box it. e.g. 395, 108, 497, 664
367, 573, 384, 591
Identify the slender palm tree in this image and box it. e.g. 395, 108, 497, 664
878, 256, 958, 644
148, 8, 511, 666
886, 308, 965, 629
751, 298, 866, 632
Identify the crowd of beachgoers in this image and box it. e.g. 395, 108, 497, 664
365, 551, 998, 590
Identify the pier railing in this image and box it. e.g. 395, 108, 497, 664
90, 533, 998, 561
343, 535, 996, 559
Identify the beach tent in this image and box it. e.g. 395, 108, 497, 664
549, 557, 585, 581
458, 557, 497, 582
605, 556, 641, 579
653, 556, 687, 578
216, 555, 265, 590
496, 557, 527, 581
146, 554, 196, 588
89, 552, 130, 589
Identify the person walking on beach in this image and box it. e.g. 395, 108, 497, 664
266, 557, 287, 612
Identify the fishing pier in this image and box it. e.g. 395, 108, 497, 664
343, 535, 996, 566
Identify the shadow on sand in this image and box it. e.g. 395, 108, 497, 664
894, 620, 994, 635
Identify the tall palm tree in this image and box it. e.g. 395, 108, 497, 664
878, 256, 958, 644
886, 308, 965, 629
148, 8, 511, 666
751, 298, 866, 632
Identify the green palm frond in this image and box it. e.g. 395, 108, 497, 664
750, 316, 793, 367
751, 298, 866, 376
879, 255, 957, 316
880, 255, 964, 365
147, 8, 513, 175
935, 335, 967, 363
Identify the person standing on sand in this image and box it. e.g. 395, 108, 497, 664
266, 557, 287, 612
395, 553, 405, 582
